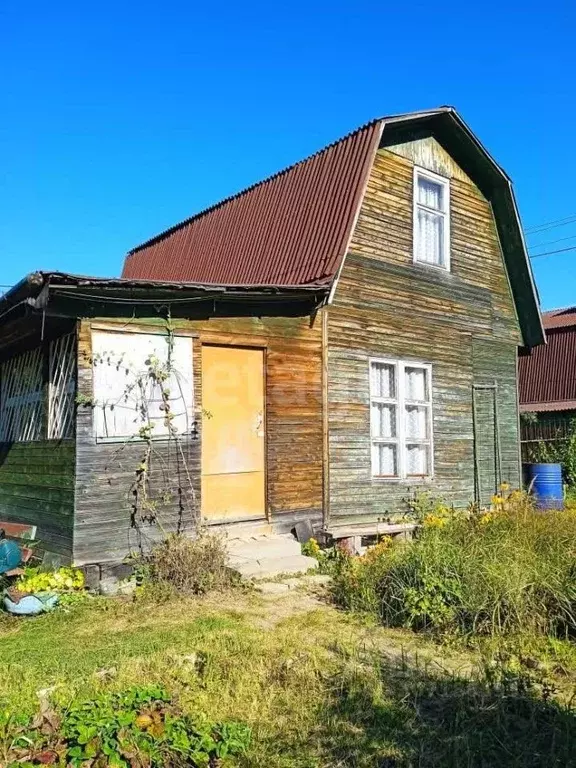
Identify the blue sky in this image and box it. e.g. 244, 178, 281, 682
1, 0, 574, 309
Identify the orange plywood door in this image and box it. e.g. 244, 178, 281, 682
201, 345, 266, 520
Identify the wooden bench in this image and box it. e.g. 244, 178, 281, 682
325, 522, 417, 554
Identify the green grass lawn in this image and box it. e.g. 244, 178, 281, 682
1, 588, 576, 767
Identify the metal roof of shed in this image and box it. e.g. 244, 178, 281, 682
519, 309, 576, 410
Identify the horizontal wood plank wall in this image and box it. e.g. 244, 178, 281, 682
0, 441, 75, 557
74, 315, 323, 564
327, 142, 522, 525
198, 316, 323, 525
74, 320, 197, 564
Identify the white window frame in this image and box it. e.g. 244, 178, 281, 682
369, 358, 434, 481
413, 166, 450, 271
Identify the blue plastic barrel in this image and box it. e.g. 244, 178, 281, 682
524, 463, 563, 509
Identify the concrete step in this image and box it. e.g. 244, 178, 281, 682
231, 554, 319, 580
226, 534, 302, 562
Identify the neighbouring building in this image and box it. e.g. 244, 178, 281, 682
519, 307, 576, 454
0, 107, 544, 566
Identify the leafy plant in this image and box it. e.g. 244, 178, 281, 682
15, 567, 85, 595
524, 416, 576, 488
5, 686, 251, 767
331, 488, 576, 637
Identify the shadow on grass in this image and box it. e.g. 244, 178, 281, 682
321, 655, 576, 768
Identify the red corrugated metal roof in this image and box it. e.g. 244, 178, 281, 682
122, 121, 384, 286
519, 324, 576, 407
542, 307, 576, 330
520, 400, 576, 413
119, 107, 543, 348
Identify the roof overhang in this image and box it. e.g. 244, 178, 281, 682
0, 271, 329, 329
520, 401, 576, 414
376, 107, 545, 348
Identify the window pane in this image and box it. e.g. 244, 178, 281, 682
416, 209, 444, 265
372, 402, 396, 438
418, 176, 443, 210
372, 442, 398, 476
405, 405, 428, 439
370, 362, 395, 399
405, 367, 428, 402
406, 444, 429, 476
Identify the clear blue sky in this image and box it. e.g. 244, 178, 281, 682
1, 0, 574, 309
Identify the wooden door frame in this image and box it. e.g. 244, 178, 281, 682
200, 342, 269, 522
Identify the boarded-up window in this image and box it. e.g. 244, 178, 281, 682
92, 331, 193, 440
0, 333, 76, 442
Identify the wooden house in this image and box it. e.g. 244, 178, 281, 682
0, 107, 544, 566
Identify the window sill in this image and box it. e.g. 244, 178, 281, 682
412, 258, 450, 273
371, 476, 434, 485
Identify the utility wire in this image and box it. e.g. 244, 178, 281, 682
529, 244, 576, 260
525, 214, 576, 236
528, 233, 576, 251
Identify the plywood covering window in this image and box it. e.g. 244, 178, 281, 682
370, 359, 433, 479
92, 331, 193, 441
413, 167, 450, 269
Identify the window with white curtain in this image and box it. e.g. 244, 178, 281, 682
370, 359, 433, 479
413, 167, 450, 269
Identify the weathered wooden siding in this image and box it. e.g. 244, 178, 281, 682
472, 339, 521, 505
0, 440, 75, 557
73, 315, 323, 564
327, 140, 522, 524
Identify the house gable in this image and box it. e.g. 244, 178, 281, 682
386, 135, 476, 186
326, 134, 526, 524
345, 137, 521, 344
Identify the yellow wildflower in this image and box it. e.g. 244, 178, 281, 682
363, 537, 392, 561
423, 514, 447, 528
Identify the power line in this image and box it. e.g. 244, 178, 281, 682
528, 233, 576, 251
529, 244, 576, 260
525, 214, 576, 236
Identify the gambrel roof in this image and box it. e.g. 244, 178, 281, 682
122, 107, 544, 347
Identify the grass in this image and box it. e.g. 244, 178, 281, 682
1, 588, 576, 766
331, 490, 576, 638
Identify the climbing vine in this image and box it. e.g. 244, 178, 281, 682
78, 314, 199, 553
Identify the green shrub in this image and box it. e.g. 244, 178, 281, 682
143, 532, 237, 595
332, 490, 576, 637
4, 685, 251, 767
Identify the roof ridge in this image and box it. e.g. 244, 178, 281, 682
127, 117, 384, 256
543, 305, 576, 315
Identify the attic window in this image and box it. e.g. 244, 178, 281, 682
413, 167, 450, 269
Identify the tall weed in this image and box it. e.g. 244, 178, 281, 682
332, 490, 576, 637
143, 532, 237, 595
